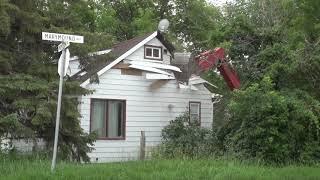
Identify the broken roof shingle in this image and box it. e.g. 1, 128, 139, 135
71, 32, 157, 82
71, 31, 175, 83
112, 32, 155, 57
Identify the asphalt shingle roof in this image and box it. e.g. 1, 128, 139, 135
71, 32, 160, 82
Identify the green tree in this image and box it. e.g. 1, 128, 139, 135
99, 0, 156, 41
218, 77, 320, 163
0, 0, 117, 161
208, 0, 320, 163
170, 0, 224, 52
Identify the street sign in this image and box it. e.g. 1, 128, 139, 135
41, 31, 84, 172
58, 41, 70, 52
42, 32, 84, 43
58, 49, 70, 76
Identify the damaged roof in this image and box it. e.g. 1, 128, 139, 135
172, 53, 202, 83
71, 31, 175, 84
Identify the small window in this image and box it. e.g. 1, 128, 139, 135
90, 99, 126, 139
144, 45, 162, 60
153, 48, 160, 57
146, 48, 152, 57
189, 102, 201, 124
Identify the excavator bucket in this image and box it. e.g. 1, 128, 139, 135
218, 63, 241, 90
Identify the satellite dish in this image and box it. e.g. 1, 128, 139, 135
158, 19, 170, 33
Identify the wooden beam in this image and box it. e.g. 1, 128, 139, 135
112, 63, 130, 69
140, 131, 146, 160
121, 69, 142, 76
149, 80, 169, 90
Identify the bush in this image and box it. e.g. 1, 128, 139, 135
158, 77, 320, 164
159, 112, 217, 158
218, 77, 320, 164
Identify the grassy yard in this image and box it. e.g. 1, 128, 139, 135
1, 158, 320, 180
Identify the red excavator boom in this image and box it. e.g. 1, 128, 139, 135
195, 48, 240, 90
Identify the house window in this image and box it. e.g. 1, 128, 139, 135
144, 45, 162, 60
189, 102, 201, 123
90, 99, 126, 139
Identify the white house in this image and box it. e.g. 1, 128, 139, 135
70, 31, 214, 162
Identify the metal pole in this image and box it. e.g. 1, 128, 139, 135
51, 48, 67, 171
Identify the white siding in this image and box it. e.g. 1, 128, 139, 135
1, 138, 45, 152
80, 69, 213, 162
124, 38, 172, 64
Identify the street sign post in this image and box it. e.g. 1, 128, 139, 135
57, 48, 70, 76
42, 32, 83, 172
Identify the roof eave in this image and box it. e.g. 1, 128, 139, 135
80, 31, 158, 87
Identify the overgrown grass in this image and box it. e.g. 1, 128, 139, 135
1, 156, 320, 180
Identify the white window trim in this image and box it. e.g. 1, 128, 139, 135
189, 101, 201, 124
144, 45, 162, 60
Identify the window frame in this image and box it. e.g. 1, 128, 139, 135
144, 45, 163, 60
189, 101, 201, 125
90, 98, 126, 140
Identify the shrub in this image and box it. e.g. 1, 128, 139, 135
218, 77, 320, 164
159, 112, 216, 158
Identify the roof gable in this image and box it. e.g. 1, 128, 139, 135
77, 31, 175, 87
111, 32, 155, 57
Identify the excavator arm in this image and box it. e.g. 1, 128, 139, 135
195, 48, 240, 90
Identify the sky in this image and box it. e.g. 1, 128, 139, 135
207, 0, 232, 6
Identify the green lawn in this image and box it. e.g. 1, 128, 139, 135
1, 158, 320, 180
